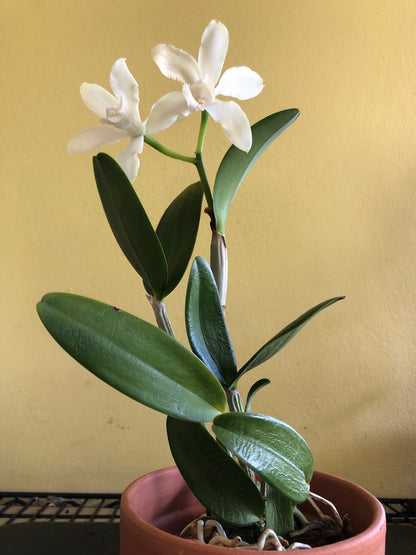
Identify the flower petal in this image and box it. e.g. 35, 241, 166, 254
215, 66, 264, 100
116, 136, 143, 182
109, 58, 140, 122
152, 44, 200, 84
110, 58, 139, 103
67, 126, 129, 154
198, 20, 229, 87
80, 83, 119, 119
145, 92, 189, 134
206, 100, 252, 152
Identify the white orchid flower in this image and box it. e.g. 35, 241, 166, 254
152, 20, 264, 152
68, 58, 187, 182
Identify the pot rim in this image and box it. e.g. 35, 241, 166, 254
121, 466, 386, 552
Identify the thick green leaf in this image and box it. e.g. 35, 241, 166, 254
212, 413, 313, 504
37, 293, 226, 421
156, 182, 203, 297
167, 417, 264, 526
185, 257, 237, 386
245, 379, 271, 412
213, 109, 300, 234
233, 296, 345, 386
266, 487, 295, 536
93, 153, 167, 299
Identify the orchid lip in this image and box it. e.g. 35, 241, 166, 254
190, 78, 214, 108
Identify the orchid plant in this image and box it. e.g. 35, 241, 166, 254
38, 20, 344, 550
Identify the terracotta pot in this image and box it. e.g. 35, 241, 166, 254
120, 466, 386, 554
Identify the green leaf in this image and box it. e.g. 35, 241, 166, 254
265, 487, 295, 536
167, 417, 264, 526
212, 413, 313, 504
37, 293, 226, 421
233, 296, 345, 386
185, 257, 237, 386
156, 182, 203, 297
213, 109, 300, 234
93, 153, 168, 299
245, 379, 271, 412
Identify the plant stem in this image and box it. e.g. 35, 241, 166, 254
210, 230, 228, 309
146, 295, 175, 337
144, 135, 196, 164
195, 111, 213, 211
196, 110, 209, 153
195, 153, 213, 211
226, 388, 244, 412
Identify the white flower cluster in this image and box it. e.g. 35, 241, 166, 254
68, 20, 264, 182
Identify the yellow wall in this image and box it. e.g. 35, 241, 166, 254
2, 0, 415, 496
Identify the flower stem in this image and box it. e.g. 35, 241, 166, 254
144, 135, 196, 164
195, 111, 213, 211
146, 295, 175, 337
196, 110, 209, 153
195, 154, 213, 211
